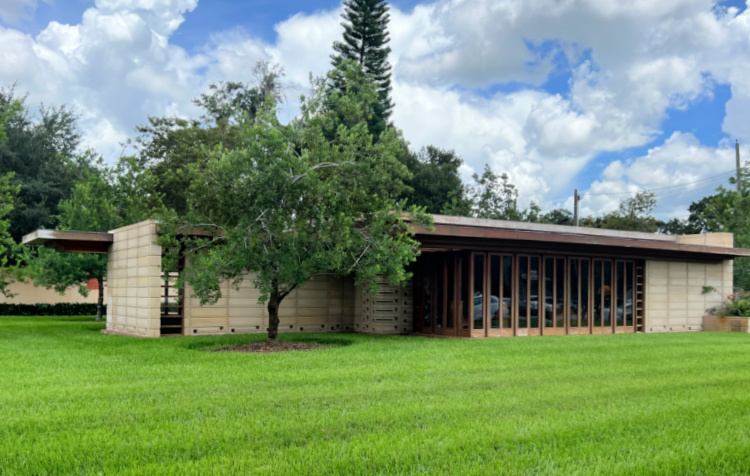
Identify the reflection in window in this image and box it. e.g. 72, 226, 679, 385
461, 256, 470, 330
581, 260, 589, 327
518, 256, 528, 329
422, 260, 433, 330
603, 261, 612, 326
503, 256, 513, 329
569, 260, 579, 327
490, 256, 500, 329
626, 262, 634, 326
473, 254, 484, 330
544, 258, 554, 328
446, 257, 455, 328
593, 261, 602, 327
556, 258, 565, 328
530, 257, 539, 329
436, 257, 444, 329
616, 262, 625, 326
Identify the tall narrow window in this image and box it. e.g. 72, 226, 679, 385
581, 260, 589, 327
446, 257, 455, 329
544, 257, 554, 329
518, 256, 528, 330
502, 256, 513, 330
473, 254, 484, 330
616, 262, 625, 326
436, 256, 444, 329
490, 256, 500, 329
569, 259, 579, 328
460, 255, 470, 330
530, 257, 540, 329
603, 261, 612, 327
625, 262, 634, 327
593, 261, 602, 327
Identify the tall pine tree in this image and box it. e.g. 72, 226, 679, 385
331, 0, 393, 136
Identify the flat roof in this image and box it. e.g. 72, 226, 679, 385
22, 229, 113, 254
409, 214, 750, 260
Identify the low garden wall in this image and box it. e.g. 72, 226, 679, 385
703, 315, 750, 333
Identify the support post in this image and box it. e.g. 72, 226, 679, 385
574, 189, 580, 227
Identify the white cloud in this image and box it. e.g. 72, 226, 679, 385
2, 0, 750, 218
0, 0, 42, 23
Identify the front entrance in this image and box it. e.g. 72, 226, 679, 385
414, 251, 641, 337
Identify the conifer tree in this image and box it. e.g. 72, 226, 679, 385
331, 0, 393, 136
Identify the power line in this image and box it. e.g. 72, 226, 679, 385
583, 170, 735, 197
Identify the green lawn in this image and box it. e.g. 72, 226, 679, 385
3, 317, 750, 475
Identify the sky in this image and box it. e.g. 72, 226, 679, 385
1, 0, 750, 219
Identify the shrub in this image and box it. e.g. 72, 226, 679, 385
0, 303, 104, 316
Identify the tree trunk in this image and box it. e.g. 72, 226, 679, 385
267, 290, 281, 341
95, 277, 104, 322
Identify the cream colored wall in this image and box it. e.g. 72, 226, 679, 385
355, 277, 413, 335
106, 221, 162, 338
183, 275, 359, 336
2, 279, 103, 304
644, 260, 732, 333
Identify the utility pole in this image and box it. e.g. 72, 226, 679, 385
573, 189, 580, 227
737, 140, 742, 194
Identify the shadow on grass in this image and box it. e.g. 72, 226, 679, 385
182, 332, 356, 352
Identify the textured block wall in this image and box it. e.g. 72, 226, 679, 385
355, 277, 413, 335
106, 221, 162, 337
183, 274, 358, 336
644, 260, 732, 333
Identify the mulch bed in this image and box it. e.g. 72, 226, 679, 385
205, 341, 327, 354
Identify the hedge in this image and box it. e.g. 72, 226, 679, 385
0, 303, 105, 316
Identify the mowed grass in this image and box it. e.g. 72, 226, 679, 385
3, 318, 750, 475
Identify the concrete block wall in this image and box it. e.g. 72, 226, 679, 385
644, 259, 732, 333
355, 277, 413, 335
106, 221, 162, 337
183, 274, 359, 336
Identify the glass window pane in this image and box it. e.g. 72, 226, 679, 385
530, 257, 539, 328
581, 260, 589, 327
616, 262, 625, 326
422, 260, 433, 331
556, 258, 565, 328
603, 261, 612, 326
544, 258, 554, 328
578, 259, 590, 327
490, 256, 500, 329
626, 262, 634, 326
518, 256, 528, 329
472, 254, 483, 330
436, 256, 444, 328
569, 259, 579, 327
446, 257, 455, 328
593, 261, 602, 327
503, 256, 513, 329
461, 256, 470, 330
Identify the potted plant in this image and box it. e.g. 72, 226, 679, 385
702, 287, 750, 332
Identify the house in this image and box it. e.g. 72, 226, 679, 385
22, 215, 750, 338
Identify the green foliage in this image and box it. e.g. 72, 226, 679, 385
24, 156, 163, 321
330, 0, 393, 136
0, 302, 102, 316
0, 172, 20, 297
591, 191, 659, 233
5, 318, 750, 474
0, 85, 90, 242
194, 61, 284, 126
540, 208, 574, 226
470, 164, 527, 221
159, 65, 431, 340
135, 62, 282, 215
398, 145, 471, 215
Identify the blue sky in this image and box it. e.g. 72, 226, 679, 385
2, 0, 750, 218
